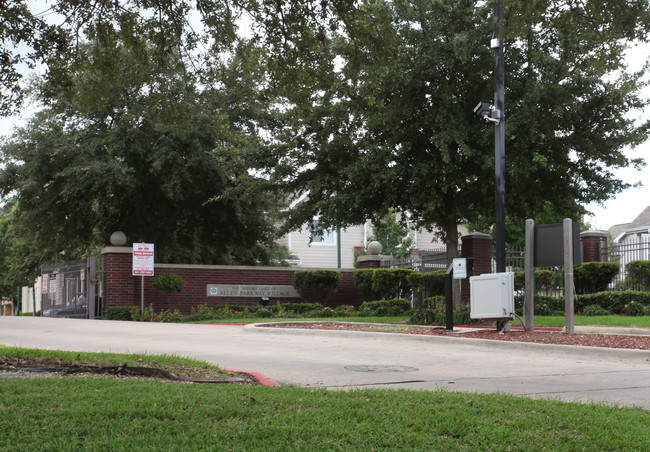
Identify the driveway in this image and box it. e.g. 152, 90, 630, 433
1, 317, 649, 409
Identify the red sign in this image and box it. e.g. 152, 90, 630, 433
132, 243, 155, 276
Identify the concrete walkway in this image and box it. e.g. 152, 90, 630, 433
1, 317, 649, 409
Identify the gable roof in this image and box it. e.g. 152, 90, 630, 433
608, 205, 650, 242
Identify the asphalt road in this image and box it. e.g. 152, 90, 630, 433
1, 317, 649, 409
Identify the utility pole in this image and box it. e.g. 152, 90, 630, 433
493, 0, 506, 273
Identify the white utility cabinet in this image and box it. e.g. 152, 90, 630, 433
470, 272, 514, 319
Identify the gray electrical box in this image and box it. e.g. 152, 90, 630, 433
470, 272, 514, 319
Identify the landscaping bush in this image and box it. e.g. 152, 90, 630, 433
371, 269, 418, 299
514, 270, 558, 293
581, 304, 610, 316
293, 270, 341, 304
622, 300, 649, 316
353, 269, 377, 301
514, 295, 564, 316
419, 270, 446, 297
626, 260, 650, 290
153, 274, 184, 309
104, 306, 137, 321
410, 296, 472, 325
573, 262, 620, 294
575, 291, 650, 314
277, 302, 324, 314
359, 298, 411, 316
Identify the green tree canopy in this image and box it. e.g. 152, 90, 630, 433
256, 0, 650, 263
0, 23, 280, 277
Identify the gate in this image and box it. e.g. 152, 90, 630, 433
41, 257, 101, 319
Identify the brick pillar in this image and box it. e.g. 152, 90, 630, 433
101, 246, 136, 313
580, 230, 608, 262
460, 232, 493, 302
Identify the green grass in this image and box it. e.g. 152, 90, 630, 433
1, 350, 648, 451
532, 315, 650, 328
194, 316, 411, 324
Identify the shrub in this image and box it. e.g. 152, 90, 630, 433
514, 270, 562, 294
419, 271, 446, 297
353, 269, 377, 301
277, 302, 324, 314
359, 298, 411, 316
293, 270, 341, 304
582, 304, 610, 316
410, 296, 472, 325
573, 262, 620, 294
575, 291, 650, 314
626, 260, 650, 290
104, 306, 137, 321
371, 269, 418, 299
622, 300, 648, 316
153, 274, 184, 309
514, 295, 564, 316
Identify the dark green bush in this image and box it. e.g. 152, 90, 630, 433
359, 298, 411, 316
573, 262, 620, 294
293, 270, 341, 304
514, 270, 560, 293
626, 260, 650, 290
514, 295, 564, 316
153, 274, 184, 293
371, 269, 418, 299
582, 304, 610, 316
410, 296, 472, 325
575, 291, 650, 314
419, 270, 446, 297
104, 306, 137, 321
353, 269, 377, 301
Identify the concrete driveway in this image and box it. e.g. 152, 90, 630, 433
1, 316, 649, 409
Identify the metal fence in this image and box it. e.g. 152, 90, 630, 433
381, 247, 451, 272
41, 257, 101, 318
605, 238, 650, 290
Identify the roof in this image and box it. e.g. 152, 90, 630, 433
608, 205, 650, 242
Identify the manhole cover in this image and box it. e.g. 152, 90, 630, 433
345, 365, 418, 373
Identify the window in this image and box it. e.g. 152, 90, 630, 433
310, 219, 336, 246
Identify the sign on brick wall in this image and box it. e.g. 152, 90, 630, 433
207, 285, 299, 298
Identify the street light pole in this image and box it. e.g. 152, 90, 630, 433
493, 0, 506, 273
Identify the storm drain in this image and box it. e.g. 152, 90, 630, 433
345, 365, 418, 373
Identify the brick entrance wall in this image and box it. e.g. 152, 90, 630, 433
102, 247, 362, 315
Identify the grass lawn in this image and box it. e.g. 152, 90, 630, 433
1, 347, 648, 451
531, 315, 650, 328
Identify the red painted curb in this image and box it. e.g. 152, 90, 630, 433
226, 368, 280, 387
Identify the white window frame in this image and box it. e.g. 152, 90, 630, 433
310, 218, 337, 247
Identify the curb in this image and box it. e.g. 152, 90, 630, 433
244, 322, 650, 366
225, 367, 280, 387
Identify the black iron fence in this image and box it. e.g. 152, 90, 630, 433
381, 247, 451, 273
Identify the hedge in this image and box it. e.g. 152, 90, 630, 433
371, 269, 418, 299
573, 262, 620, 294
514, 291, 650, 315
359, 298, 411, 316
293, 270, 341, 304
353, 269, 376, 301
626, 260, 650, 290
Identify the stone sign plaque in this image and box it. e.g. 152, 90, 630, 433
206, 284, 300, 298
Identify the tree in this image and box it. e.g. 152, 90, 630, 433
256, 0, 650, 264
0, 24, 280, 270
368, 211, 414, 259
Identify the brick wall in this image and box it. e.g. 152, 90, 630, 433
101, 247, 363, 314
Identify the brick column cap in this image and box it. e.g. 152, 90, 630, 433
461, 232, 492, 241
101, 246, 132, 255
580, 230, 608, 238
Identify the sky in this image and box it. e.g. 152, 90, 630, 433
0, 6, 648, 232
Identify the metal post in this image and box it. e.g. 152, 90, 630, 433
444, 263, 454, 331
563, 218, 575, 334
524, 219, 535, 331
141, 276, 145, 312
493, 0, 506, 274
